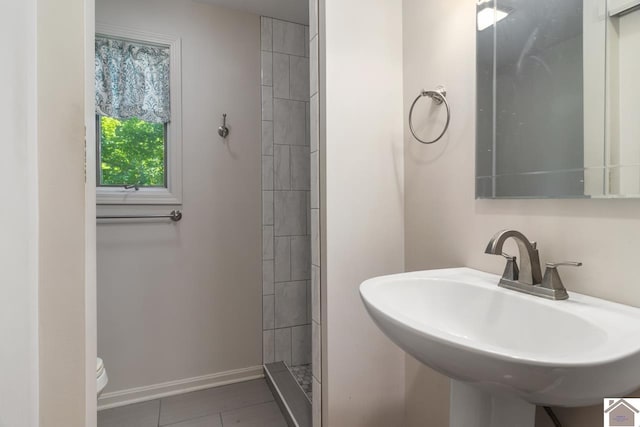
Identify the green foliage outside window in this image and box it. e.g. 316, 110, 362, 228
99, 116, 166, 187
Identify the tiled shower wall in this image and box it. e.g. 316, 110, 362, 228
261, 17, 312, 368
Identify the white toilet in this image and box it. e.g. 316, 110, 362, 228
97, 358, 108, 397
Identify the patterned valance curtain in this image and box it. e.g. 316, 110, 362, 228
95, 36, 171, 124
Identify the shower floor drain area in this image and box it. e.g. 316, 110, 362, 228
289, 364, 312, 400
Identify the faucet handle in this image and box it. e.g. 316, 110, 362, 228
501, 253, 519, 281
541, 261, 582, 300
545, 261, 582, 268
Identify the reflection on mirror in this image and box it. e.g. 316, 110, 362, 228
476, 0, 640, 198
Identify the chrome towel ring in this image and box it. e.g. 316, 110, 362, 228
408, 86, 451, 144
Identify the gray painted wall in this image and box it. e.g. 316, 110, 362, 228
96, 0, 262, 399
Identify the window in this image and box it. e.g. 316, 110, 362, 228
98, 116, 167, 188
95, 24, 182, 205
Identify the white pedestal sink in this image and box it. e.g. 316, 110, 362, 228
359, 268, 640, 427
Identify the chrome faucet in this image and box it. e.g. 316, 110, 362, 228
484, 230, 581, 300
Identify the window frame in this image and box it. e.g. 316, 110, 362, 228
95, 24, 182, 205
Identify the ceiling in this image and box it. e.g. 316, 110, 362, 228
194, 0, 308, 24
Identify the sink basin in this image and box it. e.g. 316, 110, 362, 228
360, 268, 640, 426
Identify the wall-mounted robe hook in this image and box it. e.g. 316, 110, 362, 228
218, 113, 230, 138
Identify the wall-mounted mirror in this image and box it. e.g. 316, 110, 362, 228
476, 0, 640, 198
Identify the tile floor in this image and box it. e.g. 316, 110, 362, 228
98, 379, 288, 427
289, 364, 312, 400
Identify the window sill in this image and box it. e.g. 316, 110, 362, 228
97, 187, 181, 205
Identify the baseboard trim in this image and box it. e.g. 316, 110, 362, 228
97, 365, 264, 411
